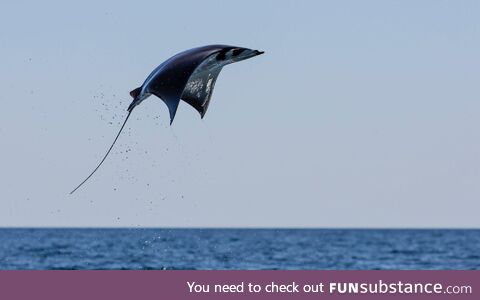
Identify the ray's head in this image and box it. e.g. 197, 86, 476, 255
216, 47, 265, 63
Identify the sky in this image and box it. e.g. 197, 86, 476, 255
1, 1, 479, 227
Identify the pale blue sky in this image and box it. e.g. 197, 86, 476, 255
1, 1, 479, 227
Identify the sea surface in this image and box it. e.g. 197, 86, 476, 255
0, 229, 479, 270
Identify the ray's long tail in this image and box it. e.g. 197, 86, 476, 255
70, 110, 132, 194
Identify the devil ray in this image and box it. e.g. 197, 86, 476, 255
70, 45, 264, 194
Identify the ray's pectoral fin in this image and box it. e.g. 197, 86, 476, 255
163, 97, 180, 125
181, 69, 221, 118
150, 91, 180, 125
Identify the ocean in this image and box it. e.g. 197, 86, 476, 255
0, 229, 478, 270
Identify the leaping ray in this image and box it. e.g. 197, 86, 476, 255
70, 45, 264, 194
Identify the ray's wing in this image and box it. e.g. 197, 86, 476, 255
181, 68, 221, 118
150, 91, 181, 125
145, 45, 234, 124
148, 79, 184, 125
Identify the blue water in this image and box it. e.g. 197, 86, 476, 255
0, 229, 479, 269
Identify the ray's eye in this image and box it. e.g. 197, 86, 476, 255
216, 50, 227, 61
232, 48, 244, 56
